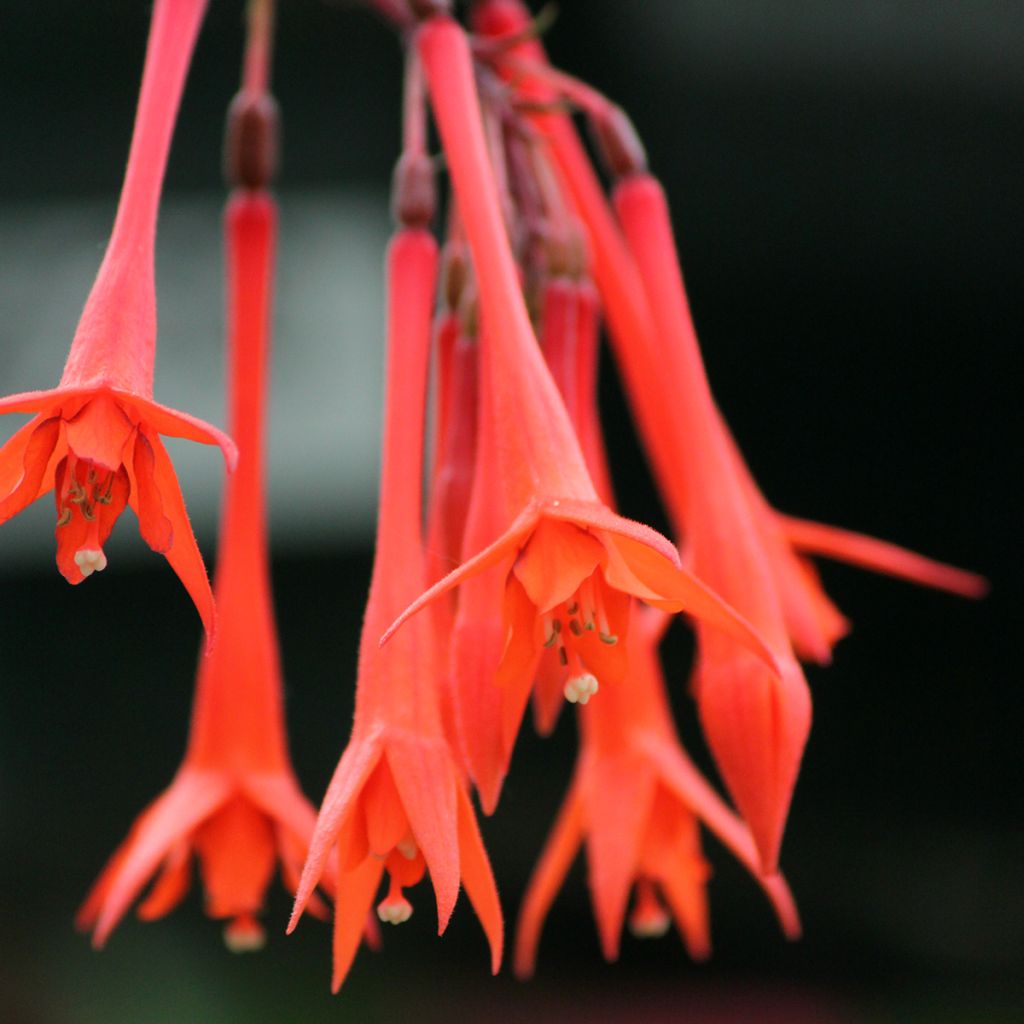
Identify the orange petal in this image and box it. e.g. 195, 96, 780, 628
584, 755, 657, 962
0, 386, 64, 417
64, 393, 133, 470
641, 733, 801, 939
455, 784, 504, 974
362, 757, 411, 858
135, 427, 215, 642
83, 770, 230, 947
781, 514, 988, 599
331, 849, 385, 994
380, 508, 536, 646
658, 852, 712, 962
451, 574, 513, 814
385, 736, 460, 935
130, 430, 172, 551
696, 644, 811, 874
193, 796, 277, 920
127, 392, 238, 471
603, 531, 781, 676
513, 774, 585, 979
136, 841, 192, 921
513, 518, 604, 612
289, 731, 383, 931
531, 650, 566, 737
0, 416, 61, 521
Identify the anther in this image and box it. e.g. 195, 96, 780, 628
74, 549, 108, 577
564, 673, 599, 705
396, 836, 418, 860
568, 619, 584, 637
558, 647, 569, 667
599, 632, 618, 646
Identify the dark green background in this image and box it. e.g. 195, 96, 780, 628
0, 2, 1019, 1021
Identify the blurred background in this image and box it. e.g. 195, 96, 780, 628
0, 1, 1019, 1021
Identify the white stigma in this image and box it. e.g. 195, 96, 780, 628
74, 548, 108, 577
223, 918, 267, 953
629, 909, 671, 939
377, 897, 413, 925
564, 673, 599, 705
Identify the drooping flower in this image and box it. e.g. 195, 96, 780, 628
382, 15, 781, 811
79, 137, 320, 949
288, 219, 502, 992
469, 4, 984, 868
0, 0, 233, 638
515, 605, 801, 976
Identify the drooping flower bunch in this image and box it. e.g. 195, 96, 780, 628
0, 0, 984, 996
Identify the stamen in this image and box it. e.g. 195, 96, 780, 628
563, 673, 598, 705
599, 632, 618, 646
557, 647, 568, 667
568, 619, 583, 637
223, 913, 267, 953
74, 549, 108, 577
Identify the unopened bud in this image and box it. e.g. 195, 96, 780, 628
592, 105, 647, 179
392, 152, 437, 228
224, 91, 280, 189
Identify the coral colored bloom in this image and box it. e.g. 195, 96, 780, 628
381, 18, 780, 813
0, 0, 233, 637
515, 606, 801, 976
289, 228, 502, 993
78, 191, 317, 950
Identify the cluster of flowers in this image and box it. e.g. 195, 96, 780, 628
0, 0, 984, 994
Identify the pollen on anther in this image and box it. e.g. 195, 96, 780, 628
563, 673, 599, 704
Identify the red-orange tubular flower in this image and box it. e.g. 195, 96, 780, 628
78, 183, 321, 951
516, 606, 801, 977
471, 1, 984, 868
288, 223, 502, 993
0, 0, 233, 638
385, 15, 781, 811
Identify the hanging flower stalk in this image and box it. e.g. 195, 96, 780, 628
288, 65, 502, 992
0, 0, 234, 639
78, 0, 324, 952
471, 0, 985, 871
387, 10, 782, 814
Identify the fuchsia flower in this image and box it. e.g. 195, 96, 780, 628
470, 0, 984, 871
384, 13, 781, 812
515, 606, 800, 976
289, 223, 502, 992
79, 172, 322, 950
0, 0, 233, 638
